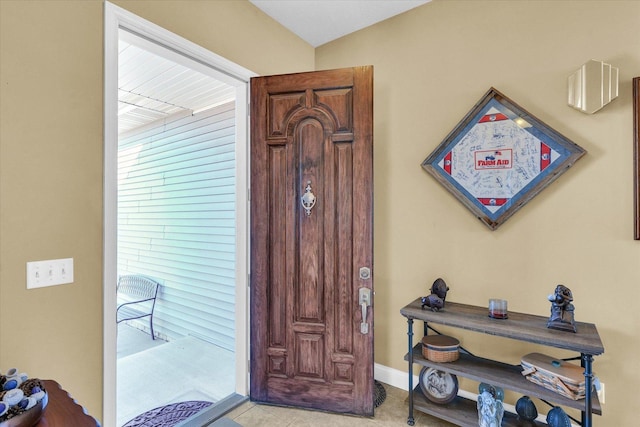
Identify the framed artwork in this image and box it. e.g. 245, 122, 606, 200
634, 77, 640, 240
422, 87, 586, 230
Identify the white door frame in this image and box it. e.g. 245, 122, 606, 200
104, 2, 254, 425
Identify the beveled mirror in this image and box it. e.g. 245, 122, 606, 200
634, 77, 639, 239
568, 60, 619, 114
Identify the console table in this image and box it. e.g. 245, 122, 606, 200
37, 380, 99, 426
400, 298, 604, 427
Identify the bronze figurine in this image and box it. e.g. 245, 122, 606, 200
547, 285, 577, 333
421, 278, 450, 312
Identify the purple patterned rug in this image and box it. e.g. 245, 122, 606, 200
123, 401, 213, 427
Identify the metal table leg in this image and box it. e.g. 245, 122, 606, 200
407, 318, 415, 426
582, 353, 594, 427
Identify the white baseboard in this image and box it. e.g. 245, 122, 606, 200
374, 362, 416, 390
374, 363, 557, 425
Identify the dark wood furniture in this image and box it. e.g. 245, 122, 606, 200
37, 380, 99, 426
400, 299, 604, 427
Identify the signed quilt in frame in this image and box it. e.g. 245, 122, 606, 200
422, 88, 585, 230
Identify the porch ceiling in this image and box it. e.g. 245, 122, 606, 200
118, 32, 235, 135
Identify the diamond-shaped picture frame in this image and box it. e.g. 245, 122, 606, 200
422, 87, 586, 230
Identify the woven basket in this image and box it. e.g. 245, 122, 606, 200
421, 335, 459, 363
520, 353, 586, 400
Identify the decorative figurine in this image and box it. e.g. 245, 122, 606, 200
479, 383, 504, 402
477, 389, 504, 427
421, 294, 444, 311
515, 395, 538, 421
546, 406, 571, 427
421, 278, 450, 312
430, 278, 449, 303
547, 285, 577, 333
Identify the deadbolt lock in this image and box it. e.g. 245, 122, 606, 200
359, 267, 371, 280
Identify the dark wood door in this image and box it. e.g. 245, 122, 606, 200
250, 66, 374, 415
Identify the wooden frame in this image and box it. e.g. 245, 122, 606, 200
634, 77, 640, 239
422, 87, 586, 230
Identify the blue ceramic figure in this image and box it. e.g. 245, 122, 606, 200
547, 406, 572, 427
477, 391, 504, 427
515, 395, 538, 421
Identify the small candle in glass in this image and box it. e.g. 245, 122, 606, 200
488, 299, 508, 319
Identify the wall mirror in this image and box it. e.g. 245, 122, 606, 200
568, 59, 619, 114
634, 77, 640, 239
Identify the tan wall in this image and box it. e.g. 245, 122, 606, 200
0, 0, 105, 419
2, 0, 639, 425
0, 0, 314, 422
316, 0, 640, 425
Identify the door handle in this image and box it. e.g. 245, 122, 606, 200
359, 287, 371, 334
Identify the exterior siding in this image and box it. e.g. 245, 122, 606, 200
118, 101, 236, 351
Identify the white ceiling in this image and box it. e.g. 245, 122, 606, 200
250, 0, 431, 47
119, 1, 432, 134
118, 30, 235, 135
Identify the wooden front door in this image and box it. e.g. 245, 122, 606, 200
250, 66, 374, 415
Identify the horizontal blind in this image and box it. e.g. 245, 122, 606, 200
118, 101, 236, 351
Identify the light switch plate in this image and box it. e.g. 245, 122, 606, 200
26, 258, 74, 289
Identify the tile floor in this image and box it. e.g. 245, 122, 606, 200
222, 386, 455, 427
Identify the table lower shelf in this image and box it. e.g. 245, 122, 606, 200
408, 386, 547, 427
405, 344, 601, 415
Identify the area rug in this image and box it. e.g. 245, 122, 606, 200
122, 400, 213, 427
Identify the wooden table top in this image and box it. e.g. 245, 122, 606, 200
401, 298, 604, 355
36, 380, 99, 427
